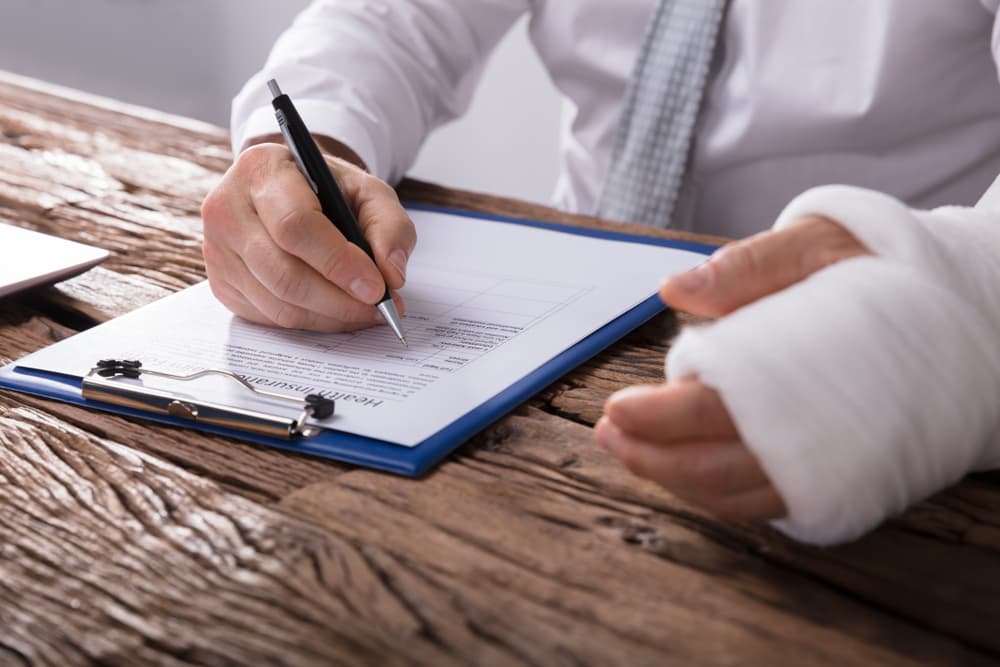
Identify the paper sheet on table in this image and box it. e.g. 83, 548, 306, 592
16, 208, 705, 446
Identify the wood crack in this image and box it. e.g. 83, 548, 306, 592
356, 548, 454, 659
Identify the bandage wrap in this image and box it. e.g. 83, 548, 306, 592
667, 185, 1000, 544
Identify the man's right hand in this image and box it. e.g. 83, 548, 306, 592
201, 141, 416, 332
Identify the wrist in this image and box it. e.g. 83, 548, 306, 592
243, 133, 368, 172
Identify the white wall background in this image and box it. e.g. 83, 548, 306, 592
0, 0, 562, 204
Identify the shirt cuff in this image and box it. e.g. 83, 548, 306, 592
232, 100, 383, 179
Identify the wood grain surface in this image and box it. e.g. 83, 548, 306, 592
1, 70, 998, 666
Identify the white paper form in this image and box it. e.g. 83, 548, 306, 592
18, 208, 706, 446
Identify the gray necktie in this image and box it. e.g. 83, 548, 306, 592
598, 0, 728, 228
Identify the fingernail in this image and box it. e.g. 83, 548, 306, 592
609, 385, 647, 403
672, 263, 708, 292
349, 277, 382, 304
595, 416, 621, 453
605, 387, 644, 427
595, 417, 610, 451
389, 249, 408, 281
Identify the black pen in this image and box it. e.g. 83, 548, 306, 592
267, 78, 407, 346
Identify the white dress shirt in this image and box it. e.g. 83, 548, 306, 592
230, 1, 1000, 544
232, 0, 1000, 238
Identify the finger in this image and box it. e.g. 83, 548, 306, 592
603, 380, 738, 442
706, 486, 787, 522
204, 258, 269, 325
595, 417, 770, 499
249, 150, 388, 305
330, 157, 417, 290
240, 226, 380, 323
386, 288, 407, 318
240, 269, 380, 332
213, 241, 381, 332
660, 215, 869, 317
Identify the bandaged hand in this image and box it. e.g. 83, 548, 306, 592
598, 185, 1000, 545
596, 215, 869, 523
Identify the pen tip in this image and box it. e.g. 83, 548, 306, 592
267, 79, 281, 98
376, 299, 408, 348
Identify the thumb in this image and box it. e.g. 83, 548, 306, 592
325, 155, 417, 291
661, 215, 869, 317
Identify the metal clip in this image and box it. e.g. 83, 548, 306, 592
82, 359, 335, 440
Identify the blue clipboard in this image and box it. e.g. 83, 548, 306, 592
0, 205, 715, 477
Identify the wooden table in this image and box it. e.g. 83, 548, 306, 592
1, 71, 998, 667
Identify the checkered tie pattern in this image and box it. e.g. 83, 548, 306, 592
598, 0, 727, 227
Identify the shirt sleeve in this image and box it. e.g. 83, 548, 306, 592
230, 0, 528, 182
665, 184, 1000, 545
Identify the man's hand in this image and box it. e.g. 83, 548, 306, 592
595, 216, 870, 521
201, 142, 416, 332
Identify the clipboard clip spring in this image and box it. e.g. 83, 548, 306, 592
83, 359, 335, 440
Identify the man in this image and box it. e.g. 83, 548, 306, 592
201, 0, 1000, 544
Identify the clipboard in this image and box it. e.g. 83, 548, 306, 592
0, 205, 715, 477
